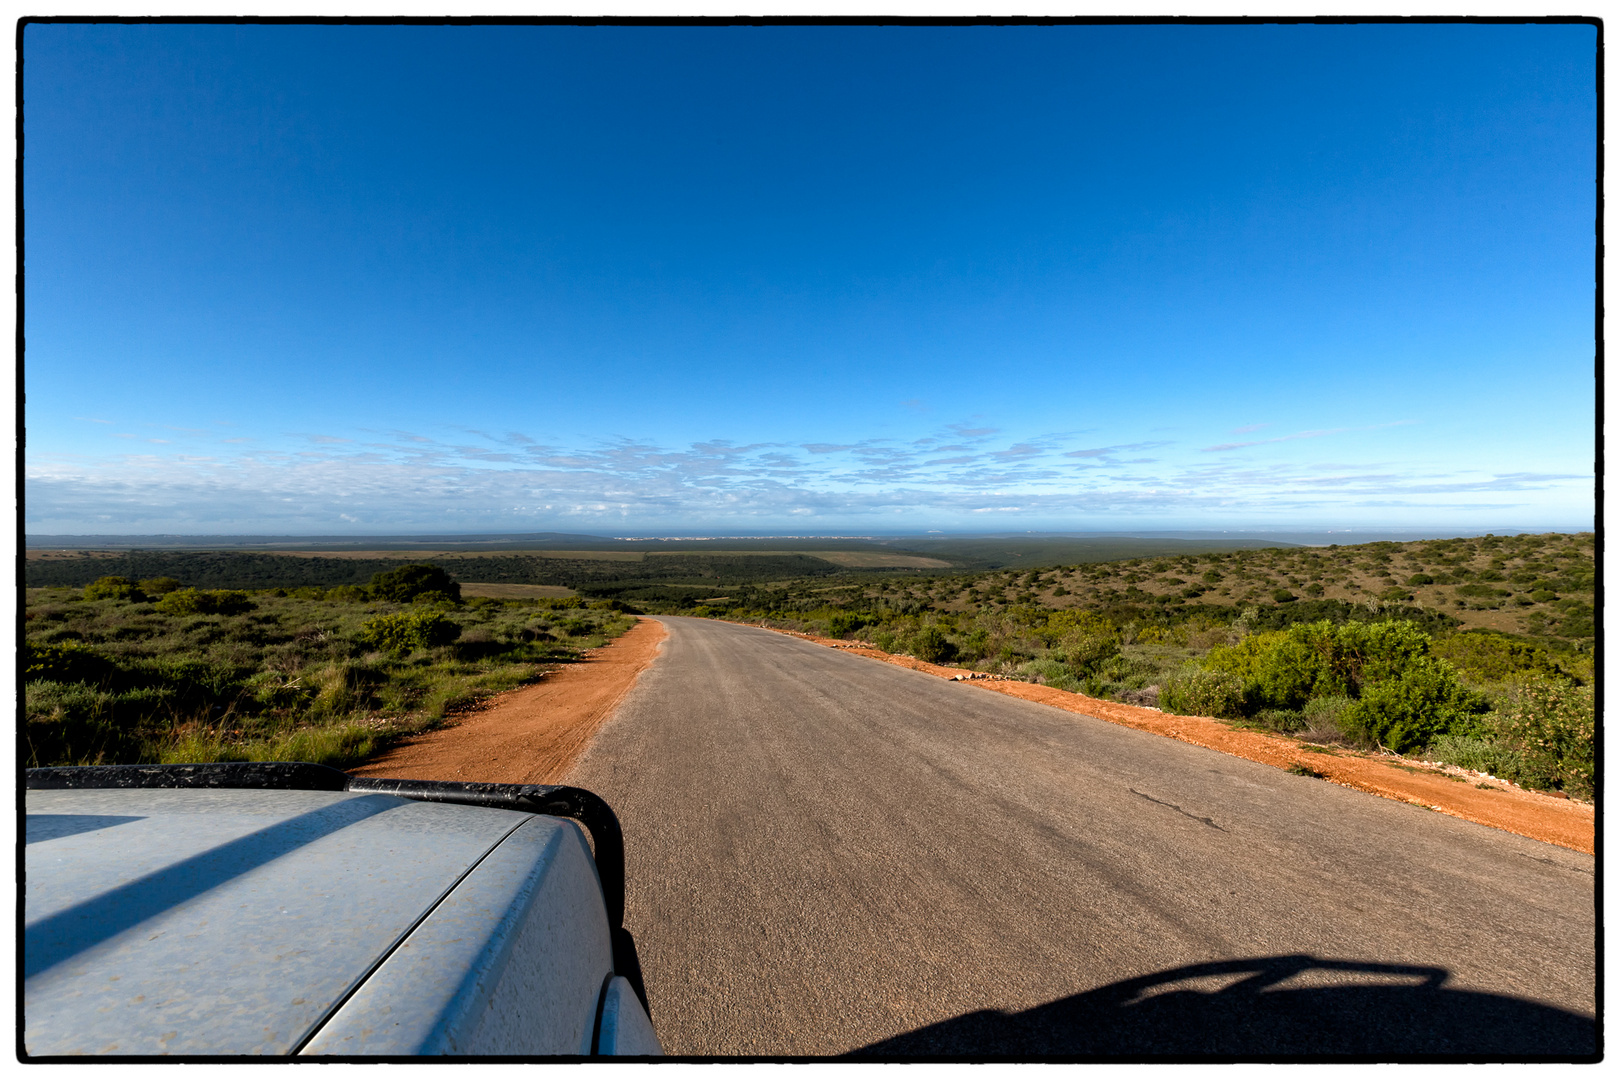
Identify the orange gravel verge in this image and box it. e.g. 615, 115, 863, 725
349, 617, 667, 785
766, 628, 1595, 856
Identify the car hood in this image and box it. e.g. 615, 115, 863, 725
25, 787, 532, 1055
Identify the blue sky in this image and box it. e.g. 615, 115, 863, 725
23, 22, 1596, 535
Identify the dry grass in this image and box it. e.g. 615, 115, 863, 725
459, 582, 579, 599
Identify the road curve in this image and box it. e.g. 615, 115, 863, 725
567, 617, 1596, 1058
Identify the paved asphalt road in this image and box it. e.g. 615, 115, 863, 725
569, 617, 1597, 1059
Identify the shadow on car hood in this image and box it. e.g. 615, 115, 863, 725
25, 788, 529, 1055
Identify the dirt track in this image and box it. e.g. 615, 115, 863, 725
348, 617, 667, 785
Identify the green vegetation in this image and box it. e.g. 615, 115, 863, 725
23, 563, 637, 772
24, 549, 853, 596
155, 588, 257, 616
23, 532, 1594, 798
671, 531, 1595, 800
365, 562, 462, 604
358, 611, 464, 654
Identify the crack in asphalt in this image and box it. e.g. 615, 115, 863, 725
1130, 789, 1225, 831
1518, 850, 1593, 875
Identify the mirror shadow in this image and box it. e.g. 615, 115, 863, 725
846, 954, 1596, 1061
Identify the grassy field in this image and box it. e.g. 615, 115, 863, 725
23, 578, 636, 772
458, 583, 580, 599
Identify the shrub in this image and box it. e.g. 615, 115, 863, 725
1053, 631, 1121, 674
910, 626, 958, 664
24, 641, 113, 684
1017, 657, 1080, 691
1240, 600, 1458, 636
1425, 734, 1525, 780
956, 627, 991, 662
1160, 668, 1246, 719
1298, 695, 1353, 744
156, 588, 257, 616
1338, 658, 1484, 754
826, 611, 870, 638
137, 577, 184, 595
1045, 614, 1121, 672
1489, 677, 1595, 799
1205, 619, 1441, 714
247, 670, 314, 711
1431, 631, 1570, 685
1254, 708, 1306, 734
24, 680, 170, 767
366, 564, 462, 604
1302, 694, 1353, 726
83, 576, 144, 602
308, 661, 368, 717
358, 611, 462, 654
325, 585, 368, 603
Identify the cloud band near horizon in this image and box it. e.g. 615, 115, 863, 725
24, 424, 1593, 534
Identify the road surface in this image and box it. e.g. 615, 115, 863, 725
568, 617, 1596, 1058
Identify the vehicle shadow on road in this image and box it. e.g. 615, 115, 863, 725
844, 954, 1596, 1061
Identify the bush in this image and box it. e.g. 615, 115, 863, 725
358, 611, 462, 654
24, 680, 168, 767
910, 626, 958, 664
1431, 631, 1570, 685
1016, 657, 1081, 691
1253, 708, 1306, 734
1204, 619, 1439, 715
1240, 600, 1458, 636
155, 588, 257, 616
826, 611, 871, 638
366, 564, 462, 604
83, 576, 144, 602
137, 577, 184, 595
1338, 658, 1484, 754
325, 585, 368, 603
1489, 677, 1595, 799
1425, 734, 1525, 780
1053, 631, 1121, 674
1045, 614, 1121, 673
1160, 668, 1246, 719
956, 627, 991, 662
24, 641, 113, 684
1299, 696, 1353, 744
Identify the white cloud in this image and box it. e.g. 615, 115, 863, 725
22, 420, 1594, 533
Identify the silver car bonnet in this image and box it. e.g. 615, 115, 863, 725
25, 787, 530, 1055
